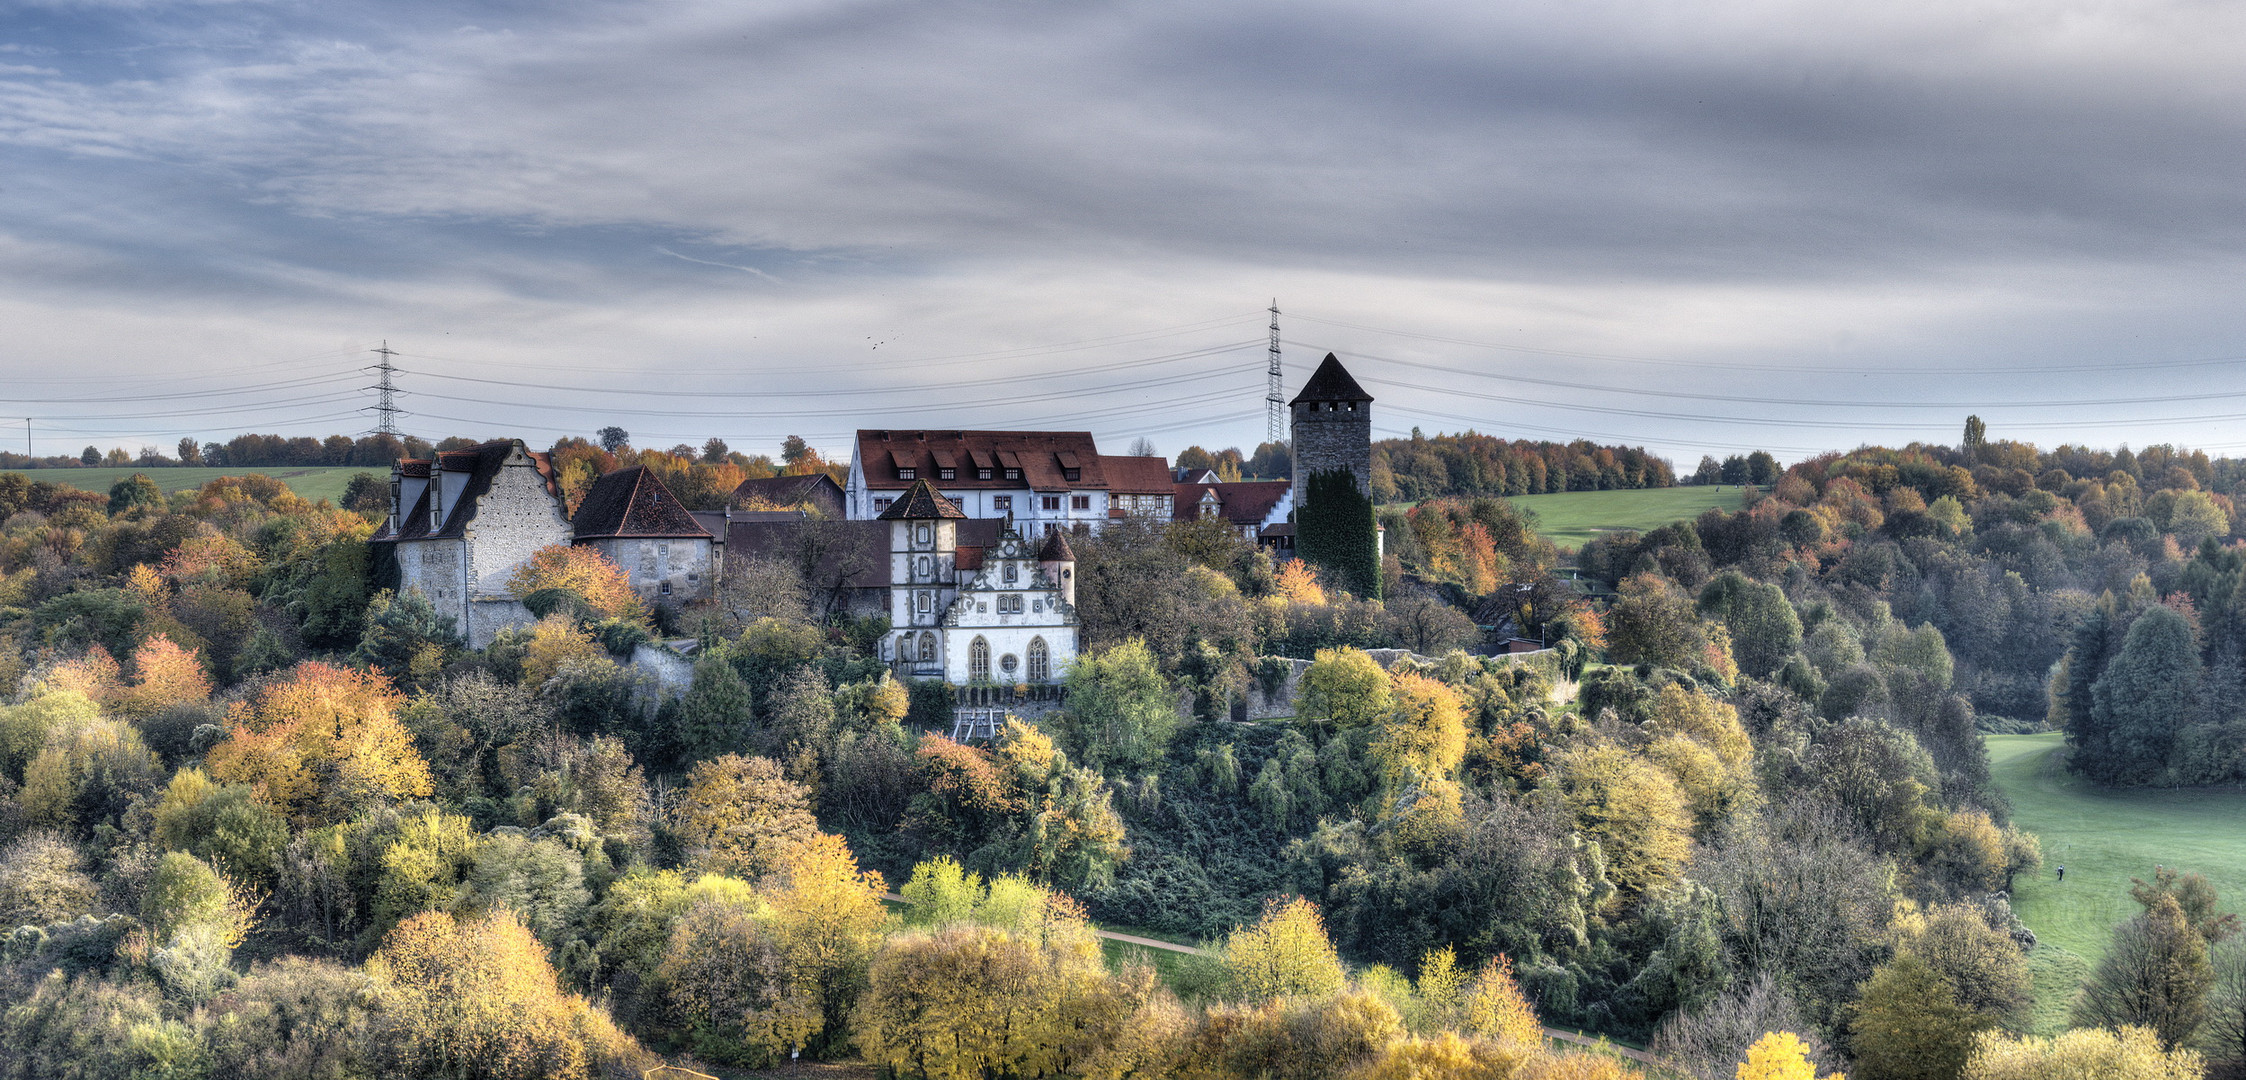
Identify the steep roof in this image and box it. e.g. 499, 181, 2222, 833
876, 478, 968, 520
1037, 529, 1076, 562
1101, 455, 1175, 495
1289, 353, 1373, 405
857, 429, 1108, 492
571, 466, 713, 539
1174, 480, 1291, 526
731, 473, 845, 515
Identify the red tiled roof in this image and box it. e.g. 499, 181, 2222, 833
1174, 480, 1290, 526
1101, 455, 1174, 495
876, 478, 968, 520
858, 429, 1107, 492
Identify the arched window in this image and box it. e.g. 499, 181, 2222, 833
918, 631, 938, 664
1028, 637, 1049, 682
969, 637, 991, 682
916, 555, 931, 578
1003, 561, 1018, 583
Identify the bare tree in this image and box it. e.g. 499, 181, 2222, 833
718, 552, 810, 625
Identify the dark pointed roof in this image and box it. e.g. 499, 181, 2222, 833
1289, 353, 1372, 405
1037, 529, 1075, 562
571, 466, 712, 539
876, 478, 967, 520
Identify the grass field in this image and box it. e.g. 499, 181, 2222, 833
1987, 731, 2246, 1030
2, 465, 375, 504
1484, 486, 1752, 550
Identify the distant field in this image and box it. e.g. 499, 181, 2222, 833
2, 465, 374, 504
1501, 486, 1752, 549
1988, 732, 2246, 1029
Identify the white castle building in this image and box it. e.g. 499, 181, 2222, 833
879, 479, 1079, 685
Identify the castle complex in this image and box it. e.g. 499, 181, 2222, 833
375, 353, 1376, 672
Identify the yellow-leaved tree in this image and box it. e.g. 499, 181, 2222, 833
1223, 895, 1347, 1001
507, 544, 644, 622
668, 753, 821, 879
1963, 1025, 2202, 1080
1736, 1031, 1843, 1080
1461, 954, 1543, 1049
1299, 647, 1393, 730
762, 832, 893, 1050
124, 633, 211, 718
368, 909, 650, 1080
205, 661, 432, 825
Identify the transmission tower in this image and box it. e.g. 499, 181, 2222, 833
1265, 300, 1285, 444
364, 341, 407, 438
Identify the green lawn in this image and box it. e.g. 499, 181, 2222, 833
3, 465, 375, 504
1987, 732, 2246, 1030
1499, 486, 1752, 550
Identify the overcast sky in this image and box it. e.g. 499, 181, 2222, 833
7, 0, 2246, 467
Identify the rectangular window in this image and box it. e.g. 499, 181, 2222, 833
897, 467, 916, 480
993, 495, 1012, 510
1042, 495, 1061, 511
659, 581, 672, 595
978, 468, 992, 480
1071, 495, 1090, 511
658, 543, 669, 555
873, 497, 894, 510
1004, 468, 1021, 480
1063, 468, 1080, 482
939, 468, 955, 480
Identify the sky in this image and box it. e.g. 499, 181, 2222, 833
7, 0, 2246, 468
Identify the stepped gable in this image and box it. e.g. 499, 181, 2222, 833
876, 478, 968, 520
570, 465, 711, 539
1037, 529, 1076, 562
1288, 352, 1373, 405
431, 440, 559, 539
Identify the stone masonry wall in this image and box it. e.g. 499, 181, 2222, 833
1291, 401, 1372, 510
464, 457, 573, 598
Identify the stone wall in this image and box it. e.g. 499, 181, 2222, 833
465, 457, 573, 597
464, 595, 538, 649
1242, 648, 1556, 719
582, 537, 714, 604
1290, 401, 1372, 512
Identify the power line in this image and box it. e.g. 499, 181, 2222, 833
1265, 301, 1285, 445
365, 341, 406, 438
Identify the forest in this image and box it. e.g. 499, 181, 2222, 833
0, 426, 2239, 1080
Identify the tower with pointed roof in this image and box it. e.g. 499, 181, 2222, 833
881, 479, 968, 678
1289, 353, 1382, 598
1290, 352, 1373, 511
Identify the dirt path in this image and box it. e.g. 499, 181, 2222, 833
884, 894, 1664, 1069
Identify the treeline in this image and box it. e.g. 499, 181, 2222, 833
1372, 430, 1675, 504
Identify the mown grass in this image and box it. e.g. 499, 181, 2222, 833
1502, 486, 1753, 550
1987, 731, 2246, 1031
4, 464, 375, 504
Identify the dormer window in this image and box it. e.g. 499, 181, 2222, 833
898, 467, 916, 480
1063, 468, 1080, 482
1003, 468, 1021, 481
939, 468, 955, 480
978, 468, 993, 480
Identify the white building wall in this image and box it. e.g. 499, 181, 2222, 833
464, 454, 574, 598
940, 539, 1077, 685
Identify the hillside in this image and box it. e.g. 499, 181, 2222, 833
0, 465, 374, 504
1501, 486, 1752, 549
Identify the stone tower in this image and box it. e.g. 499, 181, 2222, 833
1289, 352, 1373, 509
880, 478, 965, 678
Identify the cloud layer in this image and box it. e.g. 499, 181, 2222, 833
6, 0, 2246, 462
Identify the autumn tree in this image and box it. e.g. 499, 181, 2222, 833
507, 544, 645, 623
2075, 893, 2215, 1049
1850, 953, 1992, 1080
1736, 1031, 1844, 1080
122, 632, 211, 718
668, 753, 820, 878
1551, 743, 1692, 903
1224, 895, 1347, 1000
1608, 572, 1713, 672
1299, 646, 1395, 730
1963, 1026, 2203, 1080
205, 661, 433, 825
367, 909, 649, 1080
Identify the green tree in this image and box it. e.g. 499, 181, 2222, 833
1608, 572, 1711, 672
675, 655, 754, 764
108, 472, 164, 514
2086, 604, 2201, 784
350, 588, 460, 690
1054, 638, 1178, 773
1696, 571, 1802, 679
2075, 894, 2215, 1049
1850, 953, 1992, 1080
